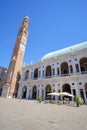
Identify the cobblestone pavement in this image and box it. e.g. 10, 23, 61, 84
0, 98, 87, 130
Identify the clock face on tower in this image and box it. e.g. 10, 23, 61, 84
20, 43, 25, 52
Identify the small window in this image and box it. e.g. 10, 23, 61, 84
24, 31, 27, 35
79, 82, 82, 85
69, 60, 71, 62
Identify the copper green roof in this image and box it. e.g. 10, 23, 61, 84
41, 41, 87, 61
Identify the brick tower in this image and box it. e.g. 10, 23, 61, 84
2, 16, 29, 98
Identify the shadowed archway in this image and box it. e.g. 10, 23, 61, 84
46, 65, 52, 77
61, 62, 69, 75
32, 86, 37, 99
80, 58, 87, 73
62, 84, 71, 93
45, 85, 52, 99
22, 86, 27, 99
34, 68, 38, 79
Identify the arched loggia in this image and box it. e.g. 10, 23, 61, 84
34, 68, 38, 79
22, 86, 27, 99
61, 62, 69, 76
62, 84, 71, 93
62, 84, 71, 100
80, 57, 87, 73
46, 65, 52, 77
32, 86, 37, 99
45, 85, 52, 99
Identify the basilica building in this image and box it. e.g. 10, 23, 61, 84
1, 16, 87, 103
18, 41, 87, 103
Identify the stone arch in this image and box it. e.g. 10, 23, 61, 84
62, 84, 71, 93
22, 86, 27, 99
34, 68, 38, 79
45, 84, 52, 99
62, 84, 71, 100
25, 70, 29, 80
32, 85, 37, 99
61, 62, 69, 75
46, 65, 52, 77
80, 57, 87, 73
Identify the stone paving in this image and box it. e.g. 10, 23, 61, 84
0, 98, 87, 130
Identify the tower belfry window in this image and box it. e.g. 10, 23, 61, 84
24, 31, 27, 35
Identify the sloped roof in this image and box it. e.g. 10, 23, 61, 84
41, 41, 87, 61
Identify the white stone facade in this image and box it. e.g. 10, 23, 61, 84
18, 42, 87, 103
0, 67, 7, 96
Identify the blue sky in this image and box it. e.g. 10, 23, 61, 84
0, 0, 87, 68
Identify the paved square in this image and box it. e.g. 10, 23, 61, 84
0, 98, 87, 130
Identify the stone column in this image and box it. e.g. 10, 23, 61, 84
83, 88, 87, 103
29, 69, 31, 80
72, 61, 76, 74
71, 89, 73, 95
59, 66, 61, 76
36, 87, 38, 99
68, 64, 71, 75
60, 88, 63, 100
40, 67, 42, 79
78, 62, 81, 73
55, 86, 58, 100
75, 81, 80, 97
31, 71, 34, 79
39, 85, 42, 97
30, 87, 32, 99
28, 89, 30, 99
44, 89, 46, 100
55, 65, 57, 77
71, 89, 74, 101
44, 69, 46, 78
26, 87, 29, 99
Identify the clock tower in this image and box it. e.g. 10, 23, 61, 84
2, 16, 29, 98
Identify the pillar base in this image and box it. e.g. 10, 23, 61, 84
1, 83, 10, 98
